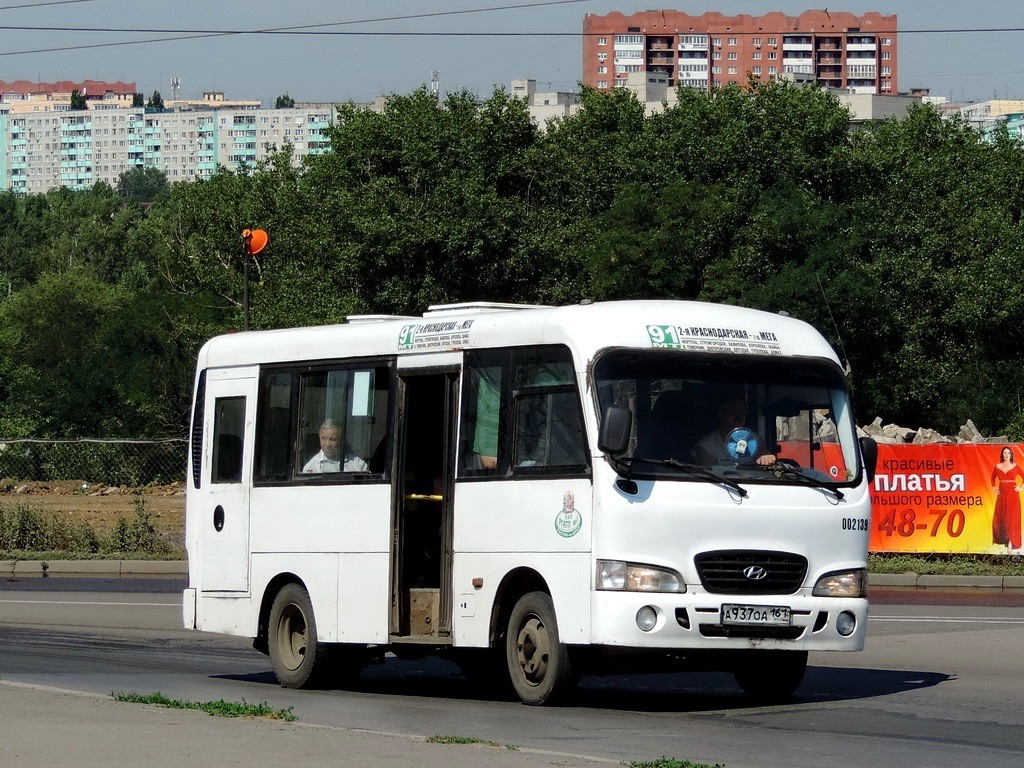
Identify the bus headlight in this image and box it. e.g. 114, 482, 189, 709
812, 568, 867, 598
597, 560, 685, 593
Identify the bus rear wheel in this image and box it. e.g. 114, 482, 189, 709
733, 650, 808, 702
506, 591, 577, 705
268, 583, 330, 688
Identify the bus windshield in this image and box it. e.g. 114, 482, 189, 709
594, 350, 860, 487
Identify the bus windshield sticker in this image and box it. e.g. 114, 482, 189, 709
554, 491, 583, 538
646, 324, 782, 355
398, 319, 474, 351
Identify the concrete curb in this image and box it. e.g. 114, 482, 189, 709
1, 559, 187, 578
868, 572, 1024, 590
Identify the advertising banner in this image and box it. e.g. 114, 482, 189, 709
869, 444, 1024, 555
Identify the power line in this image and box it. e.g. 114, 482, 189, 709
5, 24, 1024, 38
0, 0, 596, 57
0, 0, 97, 11
0, 0, 1022, 60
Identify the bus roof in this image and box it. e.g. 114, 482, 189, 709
196, 300, 841, 371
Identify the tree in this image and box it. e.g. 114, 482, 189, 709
70, 90, 87, 110
117, 167, 169, 204
0, 271, 193, 435
2, 81, 1023, 440
275, 93, 295, 109
132, 92, 144, 107
303, 87, 559, 315
146, 90, 164, 110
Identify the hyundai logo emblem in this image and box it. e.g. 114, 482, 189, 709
743, 565, 768, 581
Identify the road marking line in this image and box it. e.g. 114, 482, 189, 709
870, 616, 1024, 624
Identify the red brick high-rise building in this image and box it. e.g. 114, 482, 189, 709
583, 10, 897, 94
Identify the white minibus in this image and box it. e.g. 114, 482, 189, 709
183, 300, 876, 704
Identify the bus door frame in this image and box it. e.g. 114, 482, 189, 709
390, 360, 459, 641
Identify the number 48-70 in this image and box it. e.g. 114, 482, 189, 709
877, 508, 965, 538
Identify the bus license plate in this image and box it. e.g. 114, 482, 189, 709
721, 604, 791, 626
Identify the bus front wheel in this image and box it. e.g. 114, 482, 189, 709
268, 583, 330, 688
733, 650, 808, 702
506, 591, 577, 705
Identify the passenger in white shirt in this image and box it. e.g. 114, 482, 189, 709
302, 419, 369, 473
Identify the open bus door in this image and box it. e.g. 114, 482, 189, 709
390, 369, 457, 642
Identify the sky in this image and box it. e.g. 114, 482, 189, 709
0, 0, 1021, 106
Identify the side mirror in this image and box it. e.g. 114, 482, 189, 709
598, 405, 632, 455
859, 436, 878, 483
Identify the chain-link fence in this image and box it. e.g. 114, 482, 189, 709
0, 438, 187, 487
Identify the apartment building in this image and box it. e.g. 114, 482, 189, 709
0, 79, 137, 114
512, 73, 920, 128
0, 103, 336, 193
583, 10, 898, 95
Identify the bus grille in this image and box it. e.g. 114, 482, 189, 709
694, 550, 807, 595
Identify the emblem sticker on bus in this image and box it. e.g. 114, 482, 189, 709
646, 324, 782, 355
554, 491, 582, 538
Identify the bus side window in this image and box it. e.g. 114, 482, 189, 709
211, 396, 246, 484
513, 387, 587, 470
465, 367, 502, 473
460, 344, 587, 478
254, 372, 294, 483
293, 365, 390, 479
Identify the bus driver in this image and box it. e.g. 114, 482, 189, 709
302, 419, 369, 473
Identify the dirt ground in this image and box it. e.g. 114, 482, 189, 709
0, 480, 185, 543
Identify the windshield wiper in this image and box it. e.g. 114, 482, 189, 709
758, 462, 845, 500
626, 456, 748, 497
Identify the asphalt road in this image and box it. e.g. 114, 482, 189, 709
1, 581, 1023, 768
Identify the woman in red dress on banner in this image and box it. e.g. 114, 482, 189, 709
991, 447, 1024, 552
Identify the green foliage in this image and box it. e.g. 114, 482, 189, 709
0, 271, 192, 435
305, 88, 561, 314
0, 503, 99, 554
274, 93, 295, 109
868, 553, 1024, 576
427, 735, 503, 746
0, 504, 47, 551
132, 92, 144, 107
146, 90, 164, 109
117, 167, 169, 204
1, 81, 1023, 438
112, 692, 296, 721
626, 759, 725, 768
70, 90, 87, 110
103, 495, 175, 555
0, 501, 179, 557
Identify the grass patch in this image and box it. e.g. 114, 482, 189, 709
428, 735, 512, 749
0, 497, 184, 559
868, 552, 1024, 576
626, 760, 724, 768
112, 691, 295, 721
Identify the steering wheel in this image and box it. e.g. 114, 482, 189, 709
725, 427, 763, 464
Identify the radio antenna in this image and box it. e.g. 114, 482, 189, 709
816, 273, 851, 377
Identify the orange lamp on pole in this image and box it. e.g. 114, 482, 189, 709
241, 229, 268, 331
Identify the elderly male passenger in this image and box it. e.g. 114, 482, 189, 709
302, 419, 368, 473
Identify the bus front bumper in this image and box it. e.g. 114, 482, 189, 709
590, 590, 867, 652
